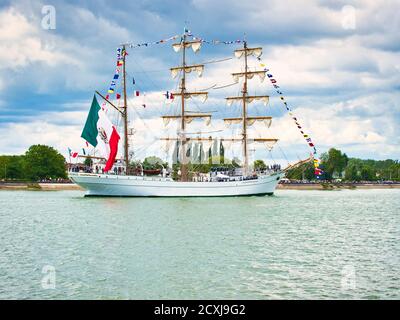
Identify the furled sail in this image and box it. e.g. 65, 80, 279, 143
161, 114, 212, 126
160, 137, 214, 162
253, 138, 279, 151
213, 138, 277, 151
210, 139, 217, 157
232, 71, 266, 83
220, 138, 278, 151
172, 140, 180, 164
172, 92, 208, 103
225, 95, 269, 106
223, 118, 242, 125
170, 64, 204, 79
172, 40, 202, 53
191, 142, 200, 163
234, 47, 263, 59
164, 138, 172, 153
223, 116, 272, 127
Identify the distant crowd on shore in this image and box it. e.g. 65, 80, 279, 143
0, 177, 72, 184
69, 164, 126, 175
279, 179, 400, 185
39, 178, 71, 183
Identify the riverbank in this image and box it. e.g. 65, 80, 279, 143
278, 183, 400, 190
1, 182, 399, 191
0, 182, 83, 191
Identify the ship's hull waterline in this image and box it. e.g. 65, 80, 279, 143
68, 172, 283, 197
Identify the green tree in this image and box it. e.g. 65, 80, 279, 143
83, 157, 93, 167
23, 145, 67, 181
142, 156, 166, 170
285, 160, 315, 180
253, 160, 267, 171
320, 148, 348, 180
343, 158, 398, 182
0, 155, 25, 180
388, 162, 400, 180
360, 165, 375, 181
344, 164, 359, 181
130, 160, 142, 168
208, 155, 227, 167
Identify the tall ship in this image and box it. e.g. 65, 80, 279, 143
69, 31, 311, 197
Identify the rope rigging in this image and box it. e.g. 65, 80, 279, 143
82, 33, 318, 177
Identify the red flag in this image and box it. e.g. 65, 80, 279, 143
116, 93, 121, 99
104, 127, 121, 172
315, 168, 323, 175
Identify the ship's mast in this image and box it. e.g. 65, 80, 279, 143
161, 32, 209, 182
225, 42, 278, 176
242, 40, 249, 176
180, 32, 188, 181
122, 44, 129, 174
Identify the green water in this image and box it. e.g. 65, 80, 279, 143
0, 189, 399, 299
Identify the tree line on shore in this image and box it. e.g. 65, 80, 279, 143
285, 148, 400, 181
1, 145, 399, 182
0, 145, 67, 181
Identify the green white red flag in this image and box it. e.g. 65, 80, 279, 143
81, 96, 120, 172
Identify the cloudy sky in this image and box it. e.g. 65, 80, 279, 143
0, 0, 399, 164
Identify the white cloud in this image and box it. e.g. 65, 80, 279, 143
0, 4, 141, 94
0, 7, 79, 70
1, 0, 399, 162
0, 120, 81, 157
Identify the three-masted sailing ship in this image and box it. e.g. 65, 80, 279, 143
69, 31, 284, 196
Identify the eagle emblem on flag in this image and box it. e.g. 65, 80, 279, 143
98, 127, 109, 144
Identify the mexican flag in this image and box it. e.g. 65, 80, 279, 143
81, 96, 120, 172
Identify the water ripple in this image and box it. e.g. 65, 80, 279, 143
0, 189, 399, 299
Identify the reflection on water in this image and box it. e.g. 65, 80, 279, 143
0, 189, 399, 299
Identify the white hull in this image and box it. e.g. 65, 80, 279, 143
68, 172, 283, 197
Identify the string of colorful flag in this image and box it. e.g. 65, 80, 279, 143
68, 145, 90, 161
67, 147, 78, 159
72, 33, 242, 160
107, 46, 176, 108
69, 48, 127, 160
192, 36, 244, 45
107, 33, 245, 105
126, 34, 181, 49
107, 32, 246, 98
125, 32, 244, 49
256, 58, 324, 177
187, 31, 242, 45
107, 47, 126, 95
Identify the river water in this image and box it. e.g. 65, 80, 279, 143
0, 189, 399, 299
